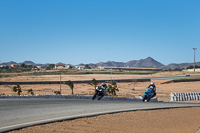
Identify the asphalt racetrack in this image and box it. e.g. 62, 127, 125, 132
0, 99, 200, 132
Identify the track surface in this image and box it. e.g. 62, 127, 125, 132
0, 99, 200, 132
150, 75, 200, 80
1, 75, 200, 85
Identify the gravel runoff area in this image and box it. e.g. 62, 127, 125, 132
8, 107, 200, 133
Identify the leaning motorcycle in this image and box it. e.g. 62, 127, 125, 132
92, 86, 107, 100
142, 87, 153, 102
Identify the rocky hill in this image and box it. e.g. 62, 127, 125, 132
1, 57, 199, 70
0, 61, 17, 66
161, 62, 200, 70
125, 57, 164, 68
87, 57, 164, 68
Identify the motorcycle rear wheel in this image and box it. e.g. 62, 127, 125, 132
98, 95, 104, 100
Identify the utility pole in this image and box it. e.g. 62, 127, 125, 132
111, 66, 112, 81
193, 48, 197, 72
60, 74, 62, 94
111, 61, 113, 81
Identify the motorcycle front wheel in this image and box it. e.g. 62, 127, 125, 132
142, 95, 147, 102
92, 93, 97, 100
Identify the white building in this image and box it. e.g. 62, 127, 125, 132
183, 68, 200, 72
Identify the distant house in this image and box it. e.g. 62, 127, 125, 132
92, 66, 99, 69
0, 65, 6, 67
65, 65, 73, 69
11, 64, 18, 68
183, 68, 200, 72
75, 66, 85, 70
99, 67, 105, 70
36, 66, 42, 69
55, 64, 65, 69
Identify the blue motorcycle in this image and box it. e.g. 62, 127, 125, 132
142, 87, 153, 102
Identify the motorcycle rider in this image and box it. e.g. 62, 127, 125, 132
92, 82, 107, 100
148, 82, 156, 98
101, 82, 108, 90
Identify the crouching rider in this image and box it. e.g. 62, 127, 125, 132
92, 82, 108, 100
148, 82, 156, 98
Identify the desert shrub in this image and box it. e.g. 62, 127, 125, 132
54, 91, 61, 95
27, 89, 34, 95
108, 81, 119, 96
12, 84, 22, 95
88, 78, 99, 90
65, 80, 74, 95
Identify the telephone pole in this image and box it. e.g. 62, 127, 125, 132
111, 61, 113, 81
193, 48, 197, 72
60, 74, 62, 94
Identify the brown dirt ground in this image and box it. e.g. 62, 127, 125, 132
9, 107, 200, 133
1, 71, 200, 102
1, 71, 200, 132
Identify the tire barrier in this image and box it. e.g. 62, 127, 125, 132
171, 92, 200, 101
0, 79, 150, 85
0, 94, 157, 102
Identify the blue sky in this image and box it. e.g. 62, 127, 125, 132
0, 0, 199, 65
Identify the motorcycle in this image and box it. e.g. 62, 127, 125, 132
92, 86, 107, 100
142, 87, 153, 102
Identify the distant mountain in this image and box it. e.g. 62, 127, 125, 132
55, 62, 66, 65
19, 61, 48, 67
20, 61, 35, 66
1, 57, 199, 70
161, 62, 200, 70
125, 57, 165, 68
1, 61, 17, 66
78, 63, 85, 66
90, 57, 164, 68
96, 61, 125, 67
0, 57, 167, 69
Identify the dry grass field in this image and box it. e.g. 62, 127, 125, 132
2, 71, 200, 133
1, 71, 200, 102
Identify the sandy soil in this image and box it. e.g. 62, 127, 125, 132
3, 81, 200, 102
0, 71, 197, 82
1, 71, 200, 102
9, 107, 200, 133
1, 71, 200, 132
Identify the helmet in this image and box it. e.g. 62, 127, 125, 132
150, 82, 154, 85
102, 82, 106, 86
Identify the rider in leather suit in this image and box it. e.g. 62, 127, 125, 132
148, 82, 156, 98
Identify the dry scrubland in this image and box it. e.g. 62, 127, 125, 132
1, 71, 200, 132
1, 71, 200, 102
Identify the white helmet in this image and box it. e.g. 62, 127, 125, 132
150, 82, 154, 85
